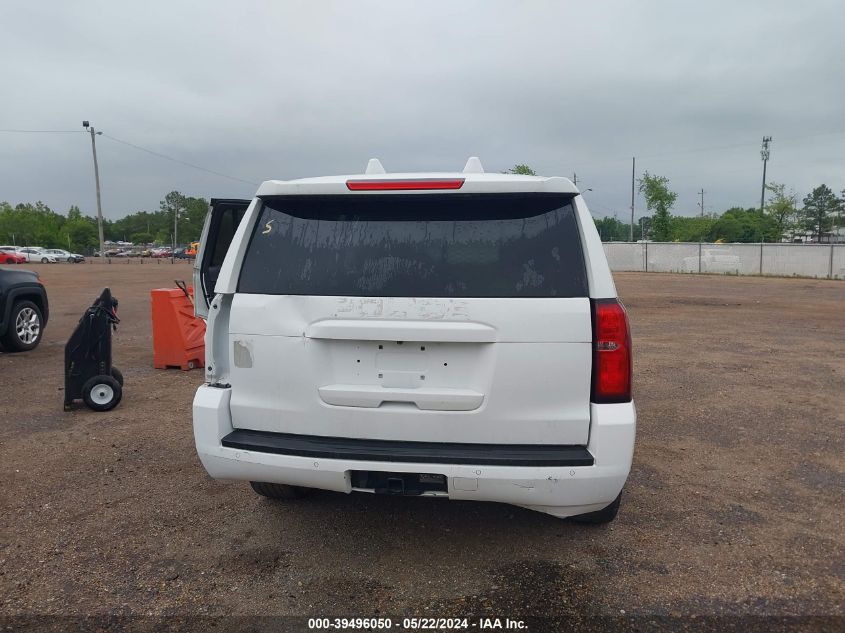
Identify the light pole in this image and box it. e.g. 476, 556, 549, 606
630, 157, 636, 242
760, 136, 772, 212
82, 121, 105, 259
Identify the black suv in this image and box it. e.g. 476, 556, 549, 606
0, 268, 49, 352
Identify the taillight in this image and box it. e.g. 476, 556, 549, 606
591, 298, 632, 403
346, 178, 465, 191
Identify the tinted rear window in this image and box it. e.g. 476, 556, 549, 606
237, 193, 587, 297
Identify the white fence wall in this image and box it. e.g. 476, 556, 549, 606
602, 242, 845, 279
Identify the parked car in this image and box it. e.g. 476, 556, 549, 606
0, 247, 26, 264
681, 248, 742, 273
151, 248, 172, 258
192, 162, 635, 523
42, 249, 85, 263
17, 247, 58, 263
0, 267, 49, 352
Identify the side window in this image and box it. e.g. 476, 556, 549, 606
209, 208, 239, 267
199, 200, 249, 307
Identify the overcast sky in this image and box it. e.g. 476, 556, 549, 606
1, 0, 843, 220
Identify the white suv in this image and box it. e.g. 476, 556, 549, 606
192, 159, 635, 522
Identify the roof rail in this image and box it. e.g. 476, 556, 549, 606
365, 158, 386, 174
463, 156, 484, 173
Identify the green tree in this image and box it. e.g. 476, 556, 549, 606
764, 182, 799, 240
0, 192, 210, 254
160, 191, 188, 246
668, 215, 716, 242
181, 196, 210, 242
64, 205, 99, 252
594, 216, 642, 241
801, 185, 839, 241
130, 232, 154, 244
838, 189, 845, 238
508, 164, 537, 176
639, 216, 652, 240
708, 207, 779, 243
638, 172, 677, 242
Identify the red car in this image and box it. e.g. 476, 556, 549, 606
0, 249, 26, 264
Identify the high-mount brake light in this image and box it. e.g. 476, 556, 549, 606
345, 178, 465, 191
591, 299, 632, 403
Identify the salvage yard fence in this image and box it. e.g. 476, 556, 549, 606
83, 243, 844, 279
603, 242, 845, 279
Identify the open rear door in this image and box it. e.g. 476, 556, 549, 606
193, 198, 250, 318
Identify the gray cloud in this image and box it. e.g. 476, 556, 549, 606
1, 0, 843, 219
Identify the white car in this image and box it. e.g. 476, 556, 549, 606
191, 161, 636, 522
17, 247, 58, 263
42, 248, 85, 263
681, 248, 742, 274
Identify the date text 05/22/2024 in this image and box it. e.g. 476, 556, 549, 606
307, 617, 528, 630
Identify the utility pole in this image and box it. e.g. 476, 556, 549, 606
630, 157, 635, 242
760, 136, 772, 212
571, 172, 577, 186
82, 121, 105, 258
698, 188, 705, 217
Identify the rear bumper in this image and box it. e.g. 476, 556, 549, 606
221, 429, 595, 467
192, 385, 636, 519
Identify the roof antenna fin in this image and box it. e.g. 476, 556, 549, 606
365, 158, 386, 175
463, 156, 484, 173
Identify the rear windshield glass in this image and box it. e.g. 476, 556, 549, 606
237, 193, 587, 297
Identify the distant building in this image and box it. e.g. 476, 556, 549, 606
819, 227, 845, 244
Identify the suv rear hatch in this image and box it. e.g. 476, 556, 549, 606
226, 192, 593, 445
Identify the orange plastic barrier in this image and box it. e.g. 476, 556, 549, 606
150, 287, 205, 371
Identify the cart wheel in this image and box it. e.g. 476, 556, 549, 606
110, 366, 124, 386
82, 375, 122, 411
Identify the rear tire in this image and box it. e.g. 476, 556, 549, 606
0, 300, 43, 352
570, 492, 622, 524
82, 375, 122, 411
250, 481, 311, 500
110, 366, 124, 386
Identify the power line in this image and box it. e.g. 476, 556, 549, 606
1, 127, 258, 186
567, 129, 845, 169
0, 129, 84, 133
100, 133, 258, 186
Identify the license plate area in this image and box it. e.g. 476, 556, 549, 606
350, 470, 448, 496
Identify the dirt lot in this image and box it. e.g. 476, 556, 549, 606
1, 262, 843, 631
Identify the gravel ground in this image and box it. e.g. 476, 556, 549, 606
0, 262, 842, 631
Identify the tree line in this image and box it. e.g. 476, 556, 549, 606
507, 164, 843, 243
601, 174, 843, 243
2, 172, 843, 253
0, 192, 209, 253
